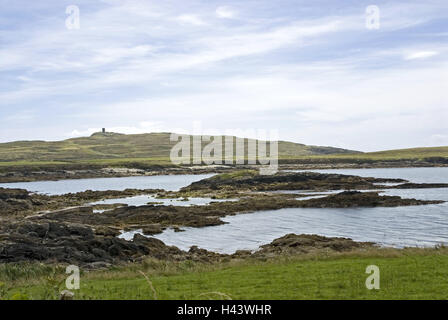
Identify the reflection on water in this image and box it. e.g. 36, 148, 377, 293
119, 229, 144, 240
89, 194, 235, 208
0, 174, 214, 195
3, 166, 448, 253
296, 195, 328, 201
154, 190, 448, 253
289, 167, 448, 183
151, 168, 448, 253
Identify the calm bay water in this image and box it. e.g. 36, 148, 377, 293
90, 194, 235, 208
2, 167, 448, 253
151, 167, 448, 253
0, 174, 214, 195
289, 167, 448, 183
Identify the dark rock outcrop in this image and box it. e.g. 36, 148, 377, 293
297, 191, 443, 208
182, 171, 407, 192
254, 234, 374, 256
0, 221, 185, 265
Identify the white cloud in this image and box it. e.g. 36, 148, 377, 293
216, 6, 236, 19
2, 0, 448, 150
81, 59, 447, 151
91, 45, 156, 64
0, 17, 348, 104
404, 51, 439, 60
175, 14, 206, 26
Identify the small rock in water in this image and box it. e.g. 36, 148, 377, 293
173, 226, 185, 232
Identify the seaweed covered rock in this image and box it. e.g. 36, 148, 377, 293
0, 221, 183, 265
182, 171, 406, 192
0, 187, 34, 215
0, 187, 30, 200
255, 234, 374, 256
297, 191, 443, 208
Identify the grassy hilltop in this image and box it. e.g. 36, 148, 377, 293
0, 132, 446, 170
0, 132, 357, 167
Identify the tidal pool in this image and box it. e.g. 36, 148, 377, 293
89, 194, 236, 208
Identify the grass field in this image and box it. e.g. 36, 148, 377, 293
300, 146, 448, 161
0, 132, 357, 164
0, 147, 447, 172
2, 248, 448, 300
0, 133, 445, 174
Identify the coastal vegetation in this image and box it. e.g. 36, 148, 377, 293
0, 132, 356, 163
0, 145, 447, 300
0, 170, 445, 268
2, 245, 448, 300
0, 133, 446, 184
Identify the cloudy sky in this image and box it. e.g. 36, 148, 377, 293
0, 0, 447, 151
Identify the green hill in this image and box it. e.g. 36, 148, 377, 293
304, 146, 448, 161
358, 146, 448, 160
0, 132, 358, 163
1, 132, 446, 170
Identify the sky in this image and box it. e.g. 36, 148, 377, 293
0, 0, 447, 151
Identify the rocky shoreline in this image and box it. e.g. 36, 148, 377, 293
21, 190, 441, 239
0, 220, 375, 267
1, 161, 447, 183
0, 166, 232, 183
179, 170, 448, 193
0, 170, 446, 267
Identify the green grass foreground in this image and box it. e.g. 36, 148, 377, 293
2, 247, 448, 300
